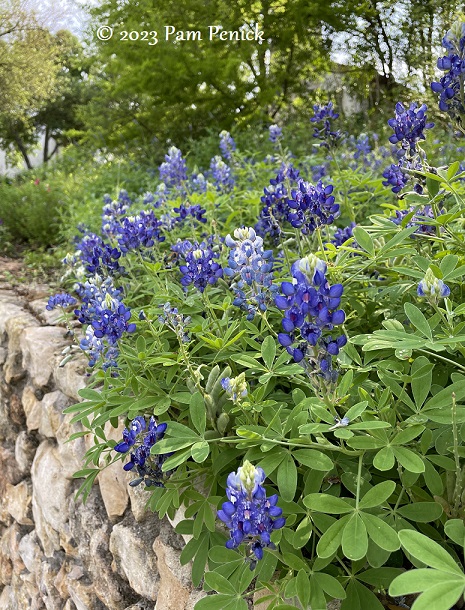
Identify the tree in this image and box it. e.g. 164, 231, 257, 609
81, 0, 343, 152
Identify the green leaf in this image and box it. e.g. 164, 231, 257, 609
405, 581, 464, 610
347, 436, 385, 450
292, 449, 333, 472
296, 569, 310, 609
191, 440, 210, 463
373, 446, 395, 471
261, 335, 276, 370
313, 572, 346, 599
360, 513, 400, 552
353, 226, 374, 256
195, 594, 242, 610
445, 519, 465, 546
404, 303, 432, 339
358, 481, 396, 509
393, 447, 425, 473
398, 530, 463, 575
316, 514, 350, 558
204, 571, 237, 595
277, 454, 297, 502
303, 494, 354, 514
396, 502, 443, 522
391, 425, 425, 445
342, 513, 368, 561
423, 459, 444, 496
389, 569, 464, 596
190, 392, 206, 436
77, 388, 102, 401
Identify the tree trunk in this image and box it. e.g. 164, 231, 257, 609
13, 133, 32, 170
43, 125, 49, 163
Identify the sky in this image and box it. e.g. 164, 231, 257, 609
26, 0, 91, 37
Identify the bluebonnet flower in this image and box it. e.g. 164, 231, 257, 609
287, 180, 339, 234
142, 191, 155, 205
331, 222, 356, 247
221, 373, 248, 403
114, 416, 173, 488
74, 276, 135, 371
173, 203, 207, 224
217, 461, 285, 568
387, 102, 434, 159
75, 232, 124, 276
275, 255, 346, 387
311, 102, 341, 146
190, 172, 207, 193
159, 146, 187, 189
329, 416, 350, 430
417, 268, 450, 300
79, 326, 120, 370
101, 190, 132, 235
353, 134, 371, 160
255, 165, 301, 242
219, 130, 236, 160
158, 302, 191, 343
431, 22, 465, 127
46, 293, 77, 310
224, 227, 278, 320
311, 163, 328, 182
210, 156, 235, 192
116, 210, 165, 253
178, 241, 223, 293
382, 163, 409, 193
390, 205, 443, 236
269, 124, 282, 143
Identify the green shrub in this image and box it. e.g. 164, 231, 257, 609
0, 177, 65, 247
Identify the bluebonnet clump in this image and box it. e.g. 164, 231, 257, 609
116, 210, 165, 253
275, 255, 346, 387
209, 156, 235, 192
353, 134, 371, 160
159, 146, 188, 189
46, 293, 77, 310
390, 205, 443, 237
75, 232, 124, 276
80, 326, 120, 370
417, 268, 451, 300
310, 102, 341, 146
177, 240, 223, 293
114, 416, 173, 488
287, 180, 339, 234
101, 190, 132, 235
173, 203, 207, 225
217, 461, 285, 569
331, 222, 356, 247
221, 373, 248, 403
431, 22, 465, 127
219, 130, 236, 161
158, 302, 191, 343
387, 102, 434, 159
224, 227, 278, 320
269, 124, 282, 143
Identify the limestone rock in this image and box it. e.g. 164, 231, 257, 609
5, 480, 33, 525
29, 297, 62, 325
22, 386, 42, 432
98, 420, 129, 520
153, 538, 191, 610
31, 441, 72, 557
109, 515, 161, 601
38, 390, 70, 438
53, 356, 88, 401
8, 393, 25, 426
18, 530, 43, 574
4, 310, 39, 383
186, 590, 208, 610
127, 480, 150, 522
20, 326, 69, 388
0, 523, 25, 585
15, 430, 39, 473
0, 302, 27, 344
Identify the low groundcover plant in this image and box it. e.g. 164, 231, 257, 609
46, 19, 465, 610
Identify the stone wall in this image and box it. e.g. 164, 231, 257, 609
0, 286, 205, 610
